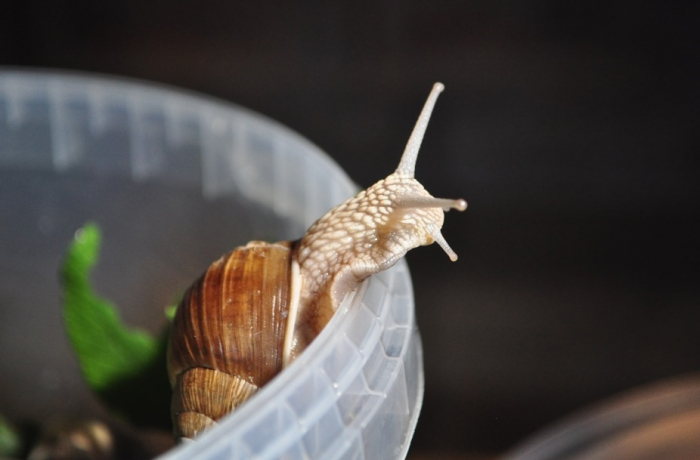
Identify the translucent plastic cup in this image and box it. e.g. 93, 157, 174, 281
0, 70, 423, 459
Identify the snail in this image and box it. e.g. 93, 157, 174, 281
167, 82, 467, 441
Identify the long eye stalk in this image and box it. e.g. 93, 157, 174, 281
395, 82, 445, 178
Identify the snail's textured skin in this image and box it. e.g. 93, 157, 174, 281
291, 174, 446, 357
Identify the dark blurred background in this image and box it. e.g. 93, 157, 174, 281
2, 1, 700, 457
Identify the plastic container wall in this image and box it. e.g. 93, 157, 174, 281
0, 70, 423, 460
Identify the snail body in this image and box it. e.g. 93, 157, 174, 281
167, 83, 466, 441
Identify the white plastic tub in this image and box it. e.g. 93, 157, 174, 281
0, 70, 423, 459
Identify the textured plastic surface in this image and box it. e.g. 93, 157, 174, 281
0, 70, 423, 459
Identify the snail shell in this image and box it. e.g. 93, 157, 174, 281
167, 83, 467, 441
168, 241, 296, 439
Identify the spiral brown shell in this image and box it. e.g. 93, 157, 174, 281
167, 240, 294, 440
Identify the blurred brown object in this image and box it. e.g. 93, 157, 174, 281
503, 374, 700, 460
26, 420, 173, 460
409, 454, 497, 460
27, 421, 113, 460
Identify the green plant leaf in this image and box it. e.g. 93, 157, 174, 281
60, 223, 171, 430
164, 304, 178, 322
0, 415, 21, 457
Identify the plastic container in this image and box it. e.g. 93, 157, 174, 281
0, 70, 423, 459
503, 374, 700, 460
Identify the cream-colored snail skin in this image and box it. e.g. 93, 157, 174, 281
166, 82, 467, 441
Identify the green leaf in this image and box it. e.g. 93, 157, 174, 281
60, 223, 171, 430
0, 415, 21, 457
164, 304, 178, 322
61, 224, 156, 390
